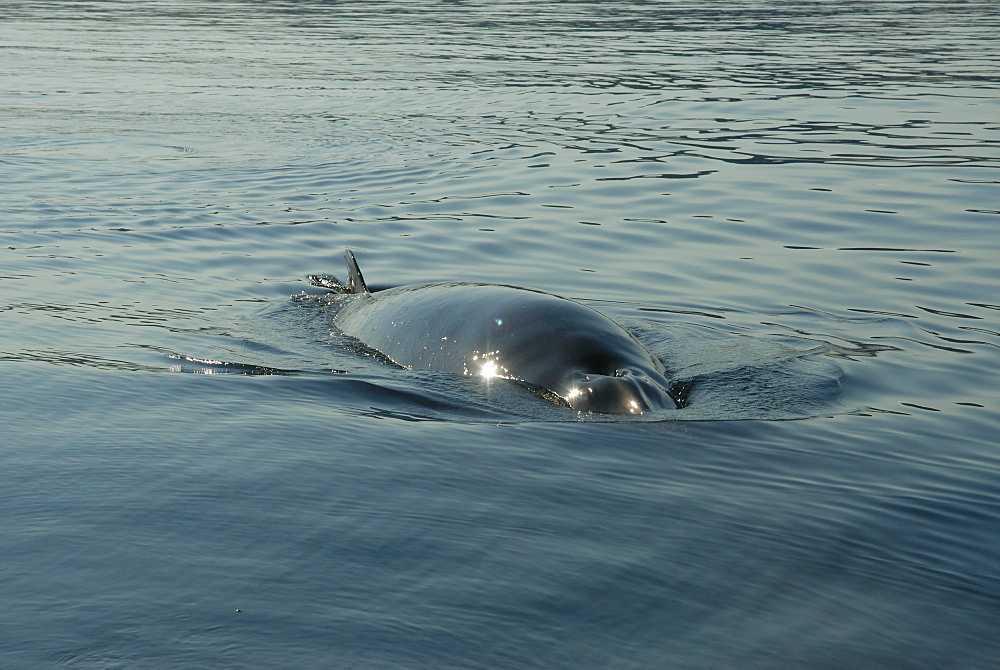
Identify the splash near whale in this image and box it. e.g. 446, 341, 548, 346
331, 250, 679, 414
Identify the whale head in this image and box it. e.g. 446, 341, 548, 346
564, 367, 678, 414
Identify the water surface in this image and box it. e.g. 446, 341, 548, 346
2, 1, 999, 667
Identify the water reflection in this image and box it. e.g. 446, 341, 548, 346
1, 1, 999, 668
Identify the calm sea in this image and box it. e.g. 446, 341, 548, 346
2, 1, 998, 667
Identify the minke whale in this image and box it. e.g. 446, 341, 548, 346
331, 250, 679, 414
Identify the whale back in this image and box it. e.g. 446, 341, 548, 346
333, 250, 678, 414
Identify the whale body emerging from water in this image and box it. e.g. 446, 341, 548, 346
332, 250, 679, 414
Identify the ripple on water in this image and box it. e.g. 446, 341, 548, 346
1, 3, 999, 666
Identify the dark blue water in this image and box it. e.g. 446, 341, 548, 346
2, 1, 999, 667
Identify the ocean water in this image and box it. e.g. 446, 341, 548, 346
2, 1, 999, 667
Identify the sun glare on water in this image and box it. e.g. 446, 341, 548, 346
480, 360, 504, 379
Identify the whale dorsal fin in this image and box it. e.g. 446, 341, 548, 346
344, 249, 370, 295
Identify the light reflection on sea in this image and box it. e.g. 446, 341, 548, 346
1, 1, 998, 667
